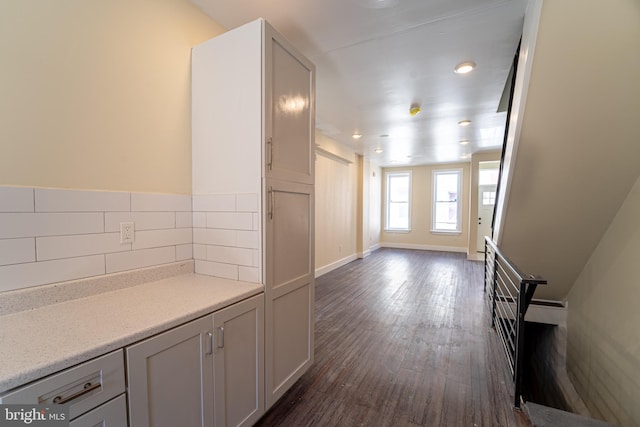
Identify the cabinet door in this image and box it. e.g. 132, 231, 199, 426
212, 294, 264, 427
264, 179, 315, 408
264, 22, 315, 185
126, 316, 214, 427
69, 394, 128, 427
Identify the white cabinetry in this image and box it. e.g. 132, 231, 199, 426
213, 294, 264, 427
126, 316, 214, 427
0, 350, 126, 425
192, 18, 315, 410
126, 294, 264, 427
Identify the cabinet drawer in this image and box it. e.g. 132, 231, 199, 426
0, 350, 125, 420
69, 394, 127, 427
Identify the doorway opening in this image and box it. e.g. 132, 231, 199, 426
477, 161, 500, 253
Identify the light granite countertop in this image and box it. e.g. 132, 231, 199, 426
0, 273, 263, 392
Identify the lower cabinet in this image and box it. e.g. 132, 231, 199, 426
213, 294, 264, 427
126, 293, 264, 427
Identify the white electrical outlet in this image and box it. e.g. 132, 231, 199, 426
120, 222, 134, 244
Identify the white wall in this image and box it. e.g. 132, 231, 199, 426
497, 0, 640, 300
0, 0, 224, 194
314, 133, 359, 275
566, 174, 640, 426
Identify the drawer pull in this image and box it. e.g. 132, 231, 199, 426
52, 381, 101, 405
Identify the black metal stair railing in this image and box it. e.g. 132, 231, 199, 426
484, 237, 547, 409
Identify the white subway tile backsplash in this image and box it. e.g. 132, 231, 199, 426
192, 212, 207, 228
0, 187, 264, 293
239, 266, 260, 283
132, 193, 191, 212
105, 212, 175, 232
176, 244, 193, 261
236, 193, 259, 212
195, 259, 238, 281
36, 233, 127, 261
176, 212, 193, 228
192, 194, 235, 212
193, 244, 206, 260
206, 245, 253, 267
0, 238, 35, 266
0, 255, 105, 292
238, 266, 262, 283
206, 212, 253, 230
237, 230, 259, 249
35, 189, 130, 212
0, 213, 104, 239
193, 228, 237, 246
132, 228, 192, 250
0, 187, 34, 212
106, 246, 175, 274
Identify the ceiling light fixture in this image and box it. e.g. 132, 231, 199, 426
459, 139, 470, 145
374, 148, 383, 154
454, 61, 476, 74
409, 104, 421, 116
352, 133, 362, 139
458, 120, 472, 126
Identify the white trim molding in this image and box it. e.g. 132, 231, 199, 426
315, 254, 358, 278
380, 242, 467, 253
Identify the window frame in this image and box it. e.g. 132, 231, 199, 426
431, 168, 463, 234
384, 171, 412, 232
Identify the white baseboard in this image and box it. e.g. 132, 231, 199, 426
369, 242, 381, 252
315, 254, 358, 278
357, 249, 371, 259
380, 242, 467, 253
467, 252, 485, 261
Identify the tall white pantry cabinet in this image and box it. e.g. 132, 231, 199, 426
192, 17, 316, 412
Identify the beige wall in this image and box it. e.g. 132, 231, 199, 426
497, 0, 640, 300
381, 163, 470, 251
566, 174, 640, 427
0, 0, 224, 194
314, 132, 359, 272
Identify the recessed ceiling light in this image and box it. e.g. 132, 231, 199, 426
461, 154, 471, 159
454, 61, 476, 74
458, 120, 472, 127
352, 133, 362, 139
374, 148, 383, 154
459, 139, 470, 145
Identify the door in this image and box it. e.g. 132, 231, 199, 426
126, 316, 214, 427
264, 178, 314, 409
477, 161, 499, 252
477, 185, 497, 250
264, 22, 315, 185
213, 294, 265, 427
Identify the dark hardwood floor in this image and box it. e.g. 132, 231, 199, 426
256, 248, 532, 426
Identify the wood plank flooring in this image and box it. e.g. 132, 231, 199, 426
255, 248, 532, 427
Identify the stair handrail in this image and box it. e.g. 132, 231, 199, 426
484, 236, 547, 409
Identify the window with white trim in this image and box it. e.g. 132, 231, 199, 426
432, 169, 462, 233
385, 171, 411, 231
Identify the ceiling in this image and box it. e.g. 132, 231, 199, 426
191, 0, 527, 167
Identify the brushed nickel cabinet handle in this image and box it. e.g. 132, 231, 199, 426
52, 381, 100, 405
217, 326, 225, 349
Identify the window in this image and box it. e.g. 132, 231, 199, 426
432, 169, 462, 233
385, 172, 411, 231
482, 191, 496, 206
